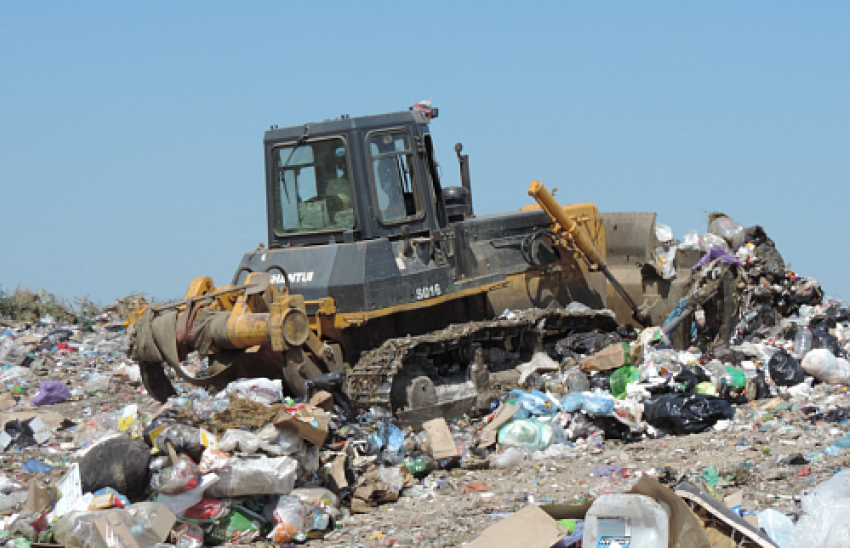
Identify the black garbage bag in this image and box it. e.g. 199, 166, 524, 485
589, 369, 614, 392
811, 325, 844, 357
674, 365, 711, 393
304, 371, 357, 424
643, 394, 735, 435
753, 368, 772, 400
143, 419, 206, 462
557, 331, 622, 356
768, 350, 805, 386
807, 407, 850, 424
592, 416, 633, 441
79, 436, 152, 500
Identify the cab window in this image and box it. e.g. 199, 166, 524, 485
271, 137, 354, 234
368, 131, 420, 223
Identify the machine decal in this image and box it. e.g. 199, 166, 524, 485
288, 272, 314, 283
415, 284, 441, 300
270, 272, 315, 285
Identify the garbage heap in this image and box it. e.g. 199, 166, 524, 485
2, 215, 850, 547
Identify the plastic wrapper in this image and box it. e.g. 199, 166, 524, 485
218, 429, 261, 453
174, 522, 204, 548
643, 394, 735, 435
224, 378, 283, 406
768, 350, 805, 386
790, 469, 850, 547
206, 456, 299, 497
199, 448, 232, 473
289, 486, 339, 509
54, 502, 175, 548
156, 473, 219, 517
151, 455, 201, 494
802, 349, 850, 384
531, 443, 576, 461
269, 495, 307, 544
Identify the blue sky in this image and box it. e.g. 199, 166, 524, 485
1, 2, 848, 305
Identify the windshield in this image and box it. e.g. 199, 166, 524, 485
271, 137, 354, 234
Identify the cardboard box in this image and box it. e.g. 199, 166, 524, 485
422, 417, 459, 460
273, 408, 330, 446
579, 343, 631, 372
308, 390, 334, 412
477, 403, 520, 448
466, 504, 567, 548
93, 514, 139, 548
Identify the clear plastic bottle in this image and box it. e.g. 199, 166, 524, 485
583, 494, 670, 548
794, 326, 813, 359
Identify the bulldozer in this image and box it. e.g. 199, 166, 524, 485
129, 103, 735, 421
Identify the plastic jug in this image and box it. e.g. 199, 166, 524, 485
583, 494, 670, 548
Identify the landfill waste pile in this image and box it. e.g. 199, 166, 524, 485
3, 216, 850, 548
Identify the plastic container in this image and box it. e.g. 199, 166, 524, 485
583, 494, 670, 548
794, 326, 813, 359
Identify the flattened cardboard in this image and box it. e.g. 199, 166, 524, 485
579, 343, 630, 372
422, 417, 459, 459
328, 453, 348, 492
0, 392, 14, 411
477, 404, 520, 448
23, 479, 52, 515
308, 390, 334, 412
273, 408, 329, 446
53, 463, 82, 518
466, 505, 566, 548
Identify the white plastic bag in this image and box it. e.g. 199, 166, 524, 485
758, 509, 794, 548
218, 429, 261, 453
790, 470, 850, 547
654, 223, 673, 243
206, 456, 299, 497
225, 378, 283, 405
155, 473, 219, 517
802, 349, 850, 384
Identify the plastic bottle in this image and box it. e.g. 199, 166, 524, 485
583, 494, 670, 548
794, 326, 813, 359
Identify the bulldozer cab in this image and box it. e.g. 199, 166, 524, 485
264, 110, 451, 248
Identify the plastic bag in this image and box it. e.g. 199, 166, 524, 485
559, 392, 584, 413
489, 446, 528, 469
508, 389, 558, 416
708, 215, 745, 249
218, 429, 261, 453
643, 394, 735, 435
497, 419, 554, 452
225, 378, 283, 406
151, 455, 201, 494
654, 223, 673, 243
206, 456, 299, 497
802, 349, 850, 384
610, 366, 639, 399
199, 448, 232, 473
768, 350, 805, 386
54, 502, 176, 548
155, 473, 219, 517
269, 495, 308, 544
790, 469, 850, 548
758, 509, 794, 548
582, 390, 615, 415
